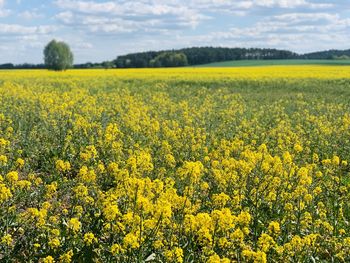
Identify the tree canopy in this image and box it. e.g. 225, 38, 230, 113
149, 52, 188, 67
44, 40, 74, 71
114, 47, 298, 68
301, 49, 350, 59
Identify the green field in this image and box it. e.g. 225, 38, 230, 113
194, 59, 350, 67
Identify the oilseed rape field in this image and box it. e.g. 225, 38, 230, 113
1, 67, 350, 262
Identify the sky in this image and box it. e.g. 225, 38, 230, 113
0, 0, 349, 64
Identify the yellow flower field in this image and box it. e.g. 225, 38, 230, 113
0, 67, 350, 262
1, 65, 350, 81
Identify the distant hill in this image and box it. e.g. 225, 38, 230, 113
301, 49, 350, 59
193, 59, 350, 68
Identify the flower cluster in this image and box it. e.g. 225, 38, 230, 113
0, 69, 350, 262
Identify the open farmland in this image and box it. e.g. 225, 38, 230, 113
1, 67, 350, 262
194, 59, 350, 68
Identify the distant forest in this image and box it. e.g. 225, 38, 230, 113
115, 47, 297, 68
1, 47, 350, 69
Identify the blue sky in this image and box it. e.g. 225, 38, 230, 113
0, 0, 349, 63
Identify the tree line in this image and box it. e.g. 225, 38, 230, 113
1, 40, 350, 70
300, 49, 350, 59
115, 47, 298, 68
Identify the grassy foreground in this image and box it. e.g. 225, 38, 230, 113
0, 68, 350, 262
194, 59, 350, 67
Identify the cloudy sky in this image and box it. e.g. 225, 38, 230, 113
0, 0, 349, 63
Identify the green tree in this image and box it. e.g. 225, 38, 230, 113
150, 52, 188, 67
333, 55, 350, 60
44, 40, 74, 71
102, 61, 114, 69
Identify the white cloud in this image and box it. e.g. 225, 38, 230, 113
0, 0, 10, 17
156, 0, 331, 10
74, 42, 93, 49
54, 0, 204, 18
0, 24, 56, 35
55, 11, 74, 24
184, 0, 332, 13
251, 0, 332, 9
187, 11, 350, 52
52, 0, 337, 36
54, 0, 210, 34
273, 12, 338, 22
19, 10, 44, 19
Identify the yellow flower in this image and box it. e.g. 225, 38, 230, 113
34, 243, 41, 249
165, 154, 176, 168
230, 228, 244, 243
254, 251, 267, 263
111, 243, 122, 255
103, 203, 120, 221
1, 234, 13, 246
258, 233, 275, 252
165, 247, 183, 263
321, 159, 332, 165
48, 238, 60, 249
339, 228, 346, 235
42, 256, 55, 263
97, 162, 105, 173
68, 218, 81, 233
153, 239, 163, 249
304, 193, 313, 203
237, 211, 252, 225
0, 155, 8, 165
56, 160, 71, 172
77, 166, 96, 183
332, 156, 340, 166
313, 186, 322, 195
294, 143, 303, 153
84, 232, 97, 246
16, 180, 31, 190
212, 193, 230, 207
0, 183, 12, 203
16, 158, 25, 168
123, 233, 140, 249
268, 221, 281, 236
45, 182, 57, 198
73, 184, 89, 199
80, 145, 97, 161
59, 250, 73, 263
51, 228, 60, 237
283, 151, 293, 164
6, 171, 18, 183
200, 182, 210, 191
242, 249, 267, 263
178, 161, 204, 183
173, 248, 183, 263
0, 138, 10, 147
